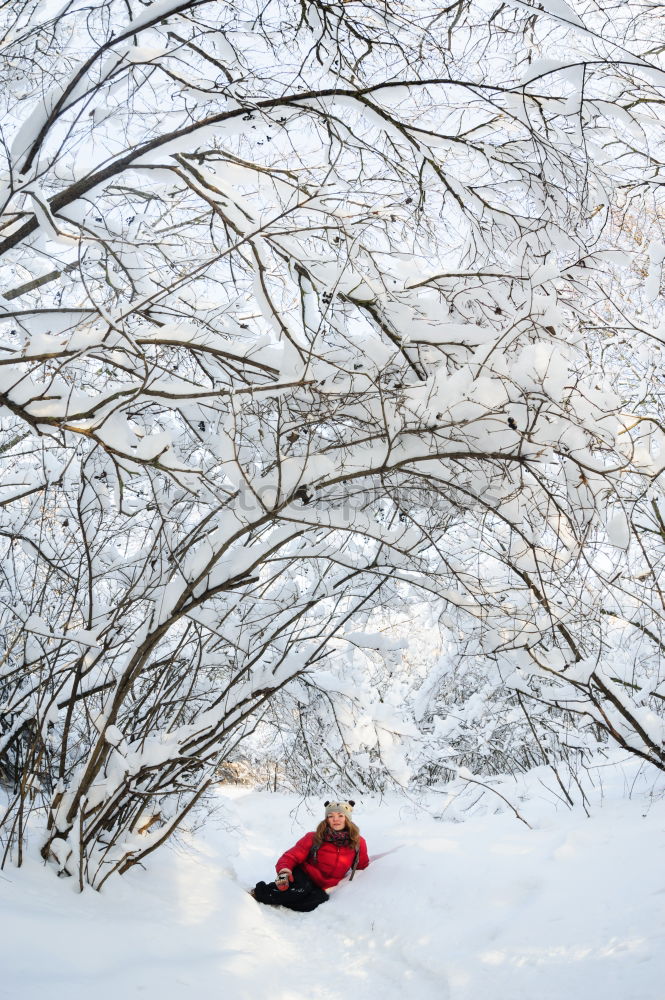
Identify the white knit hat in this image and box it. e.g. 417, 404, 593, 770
324, 800, 355, 818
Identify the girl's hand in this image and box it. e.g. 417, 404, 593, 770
275, 869, 293, 891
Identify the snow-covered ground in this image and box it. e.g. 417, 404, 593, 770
2, 757, 665, 1000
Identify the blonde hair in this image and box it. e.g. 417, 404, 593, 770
313, 815, 361, 852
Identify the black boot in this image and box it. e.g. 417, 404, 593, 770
252, 880, 284, 906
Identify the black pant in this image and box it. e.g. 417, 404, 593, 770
253, 865, 330, 912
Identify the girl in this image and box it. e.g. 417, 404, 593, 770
252, 800, 369, 912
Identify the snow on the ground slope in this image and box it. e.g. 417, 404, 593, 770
2, 757, 665, 1000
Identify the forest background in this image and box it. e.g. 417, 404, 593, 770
0, 0, 664, 892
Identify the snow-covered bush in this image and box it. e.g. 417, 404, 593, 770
0, 0, 663, 885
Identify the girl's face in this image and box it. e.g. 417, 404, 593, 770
327, 811, 346, 831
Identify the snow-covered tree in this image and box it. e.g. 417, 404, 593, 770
1, 0, 663, 885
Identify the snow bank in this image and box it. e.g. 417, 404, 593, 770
2, 758, 664, 1000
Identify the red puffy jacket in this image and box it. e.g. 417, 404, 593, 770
276, 831, 369, 890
